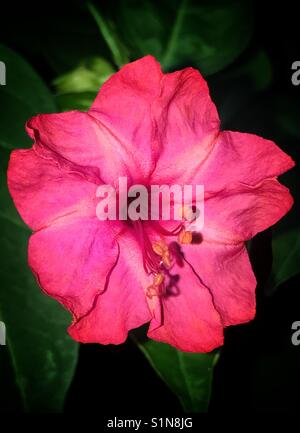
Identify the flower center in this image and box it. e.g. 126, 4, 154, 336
115, 184, 198, 298
132, 219, 193, 299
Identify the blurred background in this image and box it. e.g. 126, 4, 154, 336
0, 0, 299, 413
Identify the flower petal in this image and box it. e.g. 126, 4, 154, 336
69, 232, 152, 344
151, 67, 220, 183
28, 216, 120, 320
7, 148, 98, 230
26, 108, 153, 186
194, 131, 295, 190
202, 179, 294, 244
26, 111, 105, 177
183, 242, 256, 326
148, 256, 224, 352
91, 56, 220, 184
90, 55, 164, 180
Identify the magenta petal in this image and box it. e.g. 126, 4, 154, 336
195, 131, 295, 190
148, 259, 224, 352
90, 56, 220, 185
28, 217, 120, 320
26, 111, 103, 177
184, 243, 256, 326
203, 179, 294, 243
69, 232, 152, 344
90, 55, 163, 180
26, 109, 151, 185
8, 148, 98, 230
151, 67, 220, 184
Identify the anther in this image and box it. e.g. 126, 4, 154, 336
152, 240, 168, 256
152, 240, 171, 268
153, 273, 164, 286
146, 285, 158, 299
180, 205, 196, 222
178, 229, 193, 244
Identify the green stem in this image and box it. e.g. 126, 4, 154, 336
87, 2, 129, 69
162, 0, 188, 69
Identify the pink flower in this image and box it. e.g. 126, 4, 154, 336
7, 56, 294, 352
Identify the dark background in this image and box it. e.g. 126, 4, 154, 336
0, 0, 299, 413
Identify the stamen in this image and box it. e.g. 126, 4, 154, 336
153, 272, 164, 286
134, 220, 161, 274
146, 272, 165, 299
178, 229, 193, 244
152, 240, 168, 256
161, 252, 171, 268
146, 285, 158, 299
179, 205, 197, 222
128, 195, 199, 301
152, 240, 172, 268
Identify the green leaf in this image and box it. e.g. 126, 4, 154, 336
53, 57, 115, 94
243, 50, 273, 91
0, 205, 79, 412
55, 92, 98, 112
270, 228, 300, 290
109, 0, 253, 74
53, 56, 115, 111
0, 45, 79, 412
87, 2, 129, 68
230, 50, 273, 92
132, 333, 219, 412
0, 44, 55, 113
0, 44, 56, 150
